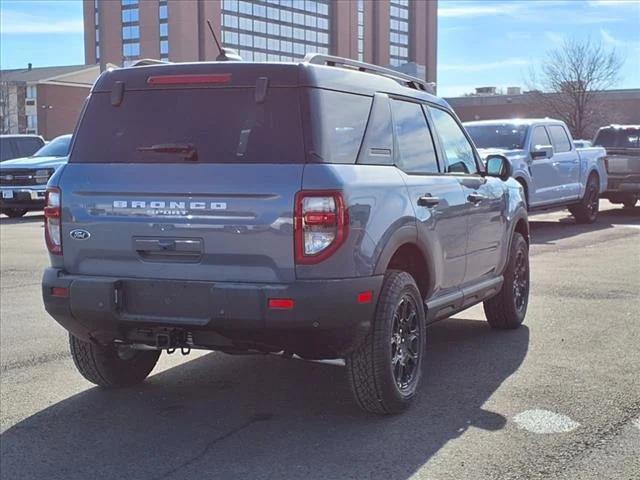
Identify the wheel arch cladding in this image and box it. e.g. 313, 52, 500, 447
383, 243, 432, 301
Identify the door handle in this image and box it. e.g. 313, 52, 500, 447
417, 195, 440, 208
467, 193, 487, 204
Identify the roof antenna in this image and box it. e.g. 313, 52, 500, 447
206, 20, 242, 62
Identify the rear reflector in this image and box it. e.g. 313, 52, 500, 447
51, 287, 69, 298
357, 291, 373, 304
268, 298, 294, 310
147, 73, 232, 86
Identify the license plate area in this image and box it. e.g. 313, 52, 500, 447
2, 190, 14, 199
123, 280, 219, 324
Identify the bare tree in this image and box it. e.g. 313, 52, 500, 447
0, 81, 15, 134
528, 38, 624, 139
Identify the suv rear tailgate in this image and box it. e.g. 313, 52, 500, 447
59, 163, 302, 283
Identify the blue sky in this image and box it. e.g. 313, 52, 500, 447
1, 0, 639, 97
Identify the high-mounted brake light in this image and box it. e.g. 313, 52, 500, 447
294, 191, 348, 265
44, 187, 62, 255
146, 73, 232, 86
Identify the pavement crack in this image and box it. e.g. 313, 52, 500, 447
151, 413, 273, 480
0, 351, 70, 373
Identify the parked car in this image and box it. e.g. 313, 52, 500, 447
0, 134, 72, 218
593, 124, 639, 208
573, 139, 592, 149
464, 119, 607, 223
42, 55, 529, 414
0, 134, 45, 162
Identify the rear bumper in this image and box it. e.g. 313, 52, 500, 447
603, 174, 640, 195
42, 268, 383, 358
0, 186, 46, 210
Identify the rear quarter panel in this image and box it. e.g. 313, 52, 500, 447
297, 164, 416, 279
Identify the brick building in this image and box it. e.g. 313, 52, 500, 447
83, 0, 437, 83
0, 64, 113, 140
446, 89, 640, 139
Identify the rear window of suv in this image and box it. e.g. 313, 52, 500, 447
71, 87, 304, 164
70, 87, 372, 165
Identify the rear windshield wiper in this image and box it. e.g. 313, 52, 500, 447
136, 143, 198, 161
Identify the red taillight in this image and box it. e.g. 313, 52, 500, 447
146, 73, 232, 86
51, 287, 69, 298
294, 190, 348, 265
44, 187, 62, 255
268, 298, 295, 310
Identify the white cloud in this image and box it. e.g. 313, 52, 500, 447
544, 32, 564, 45
439, 3, 519, 17
0, 10, 83, 34
588, 0, 640, 6
440, 58, 529, 73
600, 29, 625, 46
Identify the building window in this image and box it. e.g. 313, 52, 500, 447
221, 0, 330, 61
26, 85, 37, 100
94, 1, 100, 62
122, 0, 140, 64
27, 115, 37, 131
357, 0, 364, 61
159, 0, 169, 60
389, 0, 409, 66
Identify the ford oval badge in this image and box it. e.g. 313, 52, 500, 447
70, 229, 91, 240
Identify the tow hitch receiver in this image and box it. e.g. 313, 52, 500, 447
155, 330, 187, 351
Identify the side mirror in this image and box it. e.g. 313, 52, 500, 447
531, 144, 554, 159
486, 154, 512, 181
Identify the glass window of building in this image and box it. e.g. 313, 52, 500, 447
221, 0, 331, 61
159, 0, 169, 60
94, 1, 100, 62
26, 85, 37, 100
389, 0, 410, 66
357, 0, 364, 61
122, 0, 140, 64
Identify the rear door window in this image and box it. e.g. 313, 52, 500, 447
70, 87, 305, 163
594, 128, 640, 148
429, 107, 478, 174
390, 99, 439, 174
548, 125, 572, 153
305, 89, 372, 164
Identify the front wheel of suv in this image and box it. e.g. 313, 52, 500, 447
69, 334, 160, 387
346, 270, 425, 415
483, 232, 529, 330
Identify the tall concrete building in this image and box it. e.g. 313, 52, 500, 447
83, 0, 437, 83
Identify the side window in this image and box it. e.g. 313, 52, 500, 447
429, 107, 477, 174
390, 99, 439, 174
531, 126, 551, 148
548, 125, 571, 153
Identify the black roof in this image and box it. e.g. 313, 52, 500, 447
92, 60, 449, 108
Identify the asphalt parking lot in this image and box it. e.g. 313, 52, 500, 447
0, 201, 638, 480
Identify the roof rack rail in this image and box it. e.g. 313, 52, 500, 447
131, 58, 171, 67
303, 53, 435, 94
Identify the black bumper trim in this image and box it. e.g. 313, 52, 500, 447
42, 268, 383, 358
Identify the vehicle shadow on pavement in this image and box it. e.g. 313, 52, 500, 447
0, 214, 44, 225
530, 206, 639, 245
0, 319, 529, 480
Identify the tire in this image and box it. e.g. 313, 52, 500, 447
1, 208, 28, 218
622, 195, 638, 209
69, 333, 160, 387
483, 233, 529, 330
346, 270, 426, 415
569, 174, 599, 224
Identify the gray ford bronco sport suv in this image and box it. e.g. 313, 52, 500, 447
42, 55, 530, 414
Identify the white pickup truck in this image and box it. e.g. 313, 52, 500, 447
464, 119, 607, 223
